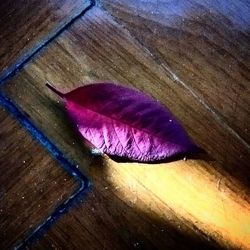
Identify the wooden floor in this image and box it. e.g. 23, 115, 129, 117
0, 108, 78, 249
0, 0, 249, 249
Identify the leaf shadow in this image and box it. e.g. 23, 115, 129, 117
107, 150, 211, 164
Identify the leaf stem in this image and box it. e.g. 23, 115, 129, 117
45, 81, 65, 98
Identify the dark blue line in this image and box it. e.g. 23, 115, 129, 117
0, 1, 96, 247
0, 94, 92, 249
14, 184, 91, 250
0, 0, 95, 86
0, 94, 89, 183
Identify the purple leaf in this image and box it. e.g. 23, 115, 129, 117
46, 82, 199, 162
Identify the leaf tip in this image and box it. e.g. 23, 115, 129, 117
45, 81, 65, 98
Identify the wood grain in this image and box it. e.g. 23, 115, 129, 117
0, 0, 91, 81
30, 158, 221, 250
32, 157, 250, 250
0, 108, 78, 249
1, 5, 250, 250
101, 0, 250, 145
2, 6, 250, 189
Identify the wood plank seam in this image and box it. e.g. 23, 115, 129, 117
0, 0, 95, 85
0, 1, 96, 247
14, 187, 91, 249
159, 63, 250, 150
100, 6, 250, 151
1, 2, 248, 248
0, 94, 91, 249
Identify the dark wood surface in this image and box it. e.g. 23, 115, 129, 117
1, 4, 250, 249
101, 0, 250, 145
0, 0, 91, 81
2, 5, 250, 189
0, 1, 250, 249
0, 108, 78, 249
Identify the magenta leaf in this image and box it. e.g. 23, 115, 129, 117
46, 82, 199, 162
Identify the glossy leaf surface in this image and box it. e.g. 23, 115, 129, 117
46, 82, 199, 162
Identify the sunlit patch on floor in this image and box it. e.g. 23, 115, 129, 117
102, 157, 250, 249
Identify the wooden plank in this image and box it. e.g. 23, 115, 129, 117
1, 6, 249, 189
1, 6, 250, 249
0, 108, 78, 249
31, 159, 223, 250
0, 0, 91, 81
32, 157, 250, 250
101, 0, 250, 145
